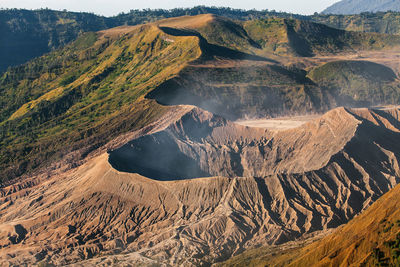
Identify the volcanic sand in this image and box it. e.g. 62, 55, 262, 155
235, 114, 321, 130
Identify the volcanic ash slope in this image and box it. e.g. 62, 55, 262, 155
1, 106, 400, 266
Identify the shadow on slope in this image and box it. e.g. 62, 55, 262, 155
159, 26, 275, 62
146, 63, 322, 120
108, 108, 219, 180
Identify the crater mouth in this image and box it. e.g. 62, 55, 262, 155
108, 133, 212, 181
107, 108, 253, 181
107, 107, 358, 181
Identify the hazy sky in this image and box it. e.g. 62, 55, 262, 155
0, 0, 340, 16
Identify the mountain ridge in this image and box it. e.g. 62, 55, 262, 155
0, 21, 203, 182
323, 0, 400, 15
4, 8, 400, 72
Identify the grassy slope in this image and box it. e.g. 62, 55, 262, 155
157, 15, 400, 58
154, 14, 260, 56
3, 8, 400, 73
244, 18, 400, 57
3, 8, 400, 74
0, 8, 306, 73
0, 24, 202, 182
308, 60, 400, 106
187, 15, 260, 54
243, 18, 291, 55
162, 15, 400, 57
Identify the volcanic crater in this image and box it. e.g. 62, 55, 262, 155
109, 106, 360, 181
2, 105, 400, 266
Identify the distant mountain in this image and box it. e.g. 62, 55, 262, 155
323, 0, 400, 14
313, 12, 400, 35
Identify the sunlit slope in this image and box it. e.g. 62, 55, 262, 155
277, 179, 400, 266
3, 107, 400, 266
0, 24, 202, 182
157, 15, 400, 57
153, 15, 400, 58
244, 18, 400, 57
3, 8, 400, 73
156, 14, 260, 55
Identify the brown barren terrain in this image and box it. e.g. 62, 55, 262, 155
2, 13, 400, 266
1, 106, 400, 266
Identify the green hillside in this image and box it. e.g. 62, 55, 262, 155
308, 60, 400, 106
0, 8, 305, 72
0, 24, 202, 182
0, 9, 116, 72
3, 8, 400, 73
244, 18, 400, 57
156, 15, 400, 57
1, 14, 400, 183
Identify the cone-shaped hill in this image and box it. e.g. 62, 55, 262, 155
2, 106, 400, 265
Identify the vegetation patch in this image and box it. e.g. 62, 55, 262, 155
308, 60, 400, 106
0, 25, 201, 182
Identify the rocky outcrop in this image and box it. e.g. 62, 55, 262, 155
1, 106, 400, 266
